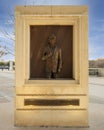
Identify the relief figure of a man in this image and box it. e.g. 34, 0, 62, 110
42, 34, 62, 79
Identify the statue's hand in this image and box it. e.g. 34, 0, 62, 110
47, 52, 52, 57
42, 52, 52, 60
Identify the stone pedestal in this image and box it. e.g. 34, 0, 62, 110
15, 6, 88, 127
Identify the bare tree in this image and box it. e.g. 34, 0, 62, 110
0, 45, 9, 58
0, 3, 15, 58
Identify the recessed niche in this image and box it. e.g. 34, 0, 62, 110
30, 25, 73, 79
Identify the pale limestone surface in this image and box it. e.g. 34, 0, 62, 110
15, 6, 88, 126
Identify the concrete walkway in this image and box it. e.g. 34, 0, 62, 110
0, 71, 104, 130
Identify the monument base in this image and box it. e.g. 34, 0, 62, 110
15, 110, 88, 127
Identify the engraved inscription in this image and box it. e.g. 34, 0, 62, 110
24, 99, 80, 106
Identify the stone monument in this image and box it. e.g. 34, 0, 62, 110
15, 6, 88, 126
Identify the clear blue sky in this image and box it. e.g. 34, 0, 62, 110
0, 0, 104, 61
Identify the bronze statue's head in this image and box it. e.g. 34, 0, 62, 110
48, 34, 56, 46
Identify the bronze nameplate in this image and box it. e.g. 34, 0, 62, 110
24, 99, 79, 106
